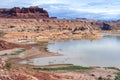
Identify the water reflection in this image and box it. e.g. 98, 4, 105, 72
20, 35, 120, 67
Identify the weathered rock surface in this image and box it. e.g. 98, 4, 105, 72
0, 19, 103, 42
0, 18, 114, 33
0, 40, 31, 50
0, 6, 49, 19
0, 19, 102, 33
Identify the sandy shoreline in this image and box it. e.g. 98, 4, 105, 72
6, 46, 61, 64
0, 35, 120, 80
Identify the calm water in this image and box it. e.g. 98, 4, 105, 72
20, 34, 120, 67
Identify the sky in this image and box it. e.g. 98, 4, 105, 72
0, 0, 120, 20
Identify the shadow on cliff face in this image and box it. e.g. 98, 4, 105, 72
101, 23, 112, 30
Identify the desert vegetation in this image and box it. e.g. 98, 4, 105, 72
33, 65, 91, 71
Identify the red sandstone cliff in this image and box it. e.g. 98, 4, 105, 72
0, 6, 49, 19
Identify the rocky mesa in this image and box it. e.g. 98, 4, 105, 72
0, 6, 49, 19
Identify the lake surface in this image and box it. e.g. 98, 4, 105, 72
19, 33, 120, 67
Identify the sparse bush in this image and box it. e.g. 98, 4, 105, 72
33, 65, 91, 71
115, 72, 120, 80
1, 53, 8, 56
11, 48, 26, 55
5, 63, 11, 69
98, 76, 111, 80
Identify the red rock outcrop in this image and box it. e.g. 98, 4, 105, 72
0, 40, 31, 50
0, 6, 49, 19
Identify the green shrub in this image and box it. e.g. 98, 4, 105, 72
115, 72, 120, 80
5, 63, 11, 69
33, 65, 91, 71
11, 48, 26, 55
1, 53, 8, 56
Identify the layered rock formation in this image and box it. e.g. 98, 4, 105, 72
0, 18, 113, 33
0, 19, 103, 33
0, 6, 49, 19
0, 18, 102, 42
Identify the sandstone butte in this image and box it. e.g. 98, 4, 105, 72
0, 6, 49, 19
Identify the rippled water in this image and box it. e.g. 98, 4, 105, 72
20, 34, 120, 67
